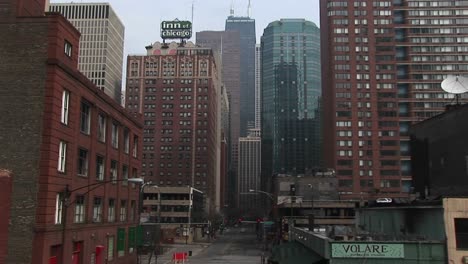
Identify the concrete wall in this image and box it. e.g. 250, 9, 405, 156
443, 198, 468, 264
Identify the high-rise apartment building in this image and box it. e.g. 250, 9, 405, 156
255, 44, 261, 129
321, 0, 468, 199
196, 31, 240, 209
125, 42, 220, 210
238, 128, 261, 214
260, 19, 322, 193
49, 3, 125, 103
226, 15, 256, 136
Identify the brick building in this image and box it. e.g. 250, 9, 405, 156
0, 1, 142, 263
126, 41, 221, 212
320, 0, 468, 199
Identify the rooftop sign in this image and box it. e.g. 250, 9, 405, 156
331, 243, 404, 259
161, 20, 192, 40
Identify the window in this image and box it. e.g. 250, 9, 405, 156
123, 129, 130, 154
111, 123, 119, 148
58, 141, 67, 173
55, 193, 63, 224
131, 168, 138, 189
110, 160, 118, 183
122, 165, 129, 186
132, 136, 138, 158
107, 235, 114, 261
74, 195, 85, 223
98, 114, 106, 142
61, 90, 70, 125
77, 149, 89, 176
64, 40, 72, 57
80, 102, 91, 134
93, 197, 102, 222
455, 218, 468, 249
130, 200, 136, 222
108, 199, 115, 222
120, 200, 127, 221
96, 156, 105, 181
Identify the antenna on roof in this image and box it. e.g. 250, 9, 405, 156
230, 0, 234, 16
441, 75, 468, 105
247, 0, 251, 18
191, 0, 194, 23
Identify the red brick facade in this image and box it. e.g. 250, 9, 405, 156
126, 42, 220, 211
0, 170, 12, 264
0, 1, 142, 264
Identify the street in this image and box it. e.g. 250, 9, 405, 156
148, 226, 264, 264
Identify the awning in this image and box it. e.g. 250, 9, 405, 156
269, 241, 326, 264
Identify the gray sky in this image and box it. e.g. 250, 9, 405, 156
51, 0, 320, 56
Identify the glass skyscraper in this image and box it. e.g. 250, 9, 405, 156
260, 19, 321, 190
226, 15, 256, 136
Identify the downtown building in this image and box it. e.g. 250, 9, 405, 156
48, 2, 125, 103
237, 129, 261, 214
125, 42, 221, 212
196, 31, 240, 209
255, 44, 261, 129
260, 19, 322, 194
0, 0, 142, 263
226, 13, 256, 136
320, 0, 468, 199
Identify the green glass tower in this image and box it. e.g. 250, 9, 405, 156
260, 19, 321, 189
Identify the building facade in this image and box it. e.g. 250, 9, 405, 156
255, 44, 261, 129
49, 3, 125, 103
237, 129, 261, 215
125, 42, 221, 211
260, 19, 322, 194
0, 2, 142, 263
141, 186, 204, 242
226, 15, 256, 136
320, 0, 468, 199
410, 103, 468, 198
196, 31, 240, 209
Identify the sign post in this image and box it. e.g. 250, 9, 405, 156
161, 19, 192, 44
331, 243, 404, 258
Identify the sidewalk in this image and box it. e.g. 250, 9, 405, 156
139, 242, 211, 264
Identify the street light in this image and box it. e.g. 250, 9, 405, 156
249, 189, 274, 202
60, 177, 146, 264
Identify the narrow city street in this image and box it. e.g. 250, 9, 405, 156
149, 226, 265, 264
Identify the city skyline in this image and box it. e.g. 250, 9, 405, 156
50, 0, 320, 56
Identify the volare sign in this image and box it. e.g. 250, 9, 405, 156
331, 243, 404, 258
161, 20, 192, 40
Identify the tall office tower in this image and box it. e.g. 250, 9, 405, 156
238, 129, 261, 214
321, 0, 468, 199
226, 14, 256, 135
49, 3, 125, 103
255, 44, 261, 129
196, 31, 240, 209
126, 42, 220, 210
260, 19, 322, 193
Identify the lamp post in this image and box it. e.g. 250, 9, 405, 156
60, 177, 145, 264
137, 182, 159, 264
249, 189, 275, 219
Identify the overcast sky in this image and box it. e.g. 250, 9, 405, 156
50, 0, 320, 56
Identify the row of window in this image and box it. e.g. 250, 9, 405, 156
55, 194, 136, 224
61, 90, 139, 156
58, 141, 138, 181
